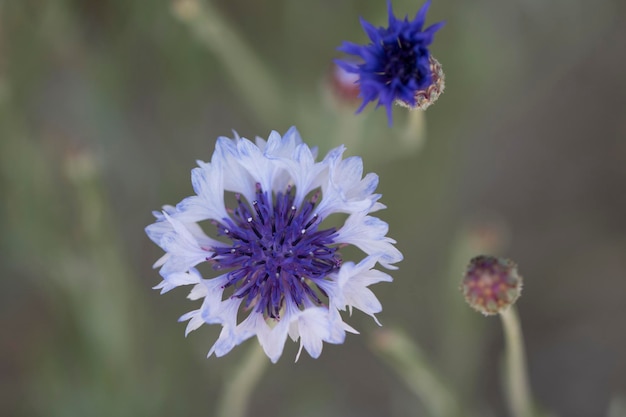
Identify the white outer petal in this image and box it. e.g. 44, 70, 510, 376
335, 212, 403, 269
214, 136, 256, 202
239, 311, 290, 364
236, 138, 276, 194
333, 256, 393, 325
198, 274, 231, 324
273, 142, 326, 207
145, 217, 175, 246
178, 309, 205, 336
175, 161, 228, 222
147, 207, 222, 253
288, 307, 357, 362
158, 213, 213, 276
292, 308, 329, 361
207, 299, 254, 358
153, 268, 203, 294
315, 148, 378, 217
263, 129, 295, 157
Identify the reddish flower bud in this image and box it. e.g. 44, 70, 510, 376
462, 255, 522, 315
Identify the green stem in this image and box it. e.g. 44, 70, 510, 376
371, 329, 459, 417
400, 110, 427, 153
438, 220, 506, 403
500, 306, 534, 417
172, 0, 285, 124
216, 342, 269, 417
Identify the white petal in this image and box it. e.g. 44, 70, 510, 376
198, 275, 231, 324
331, 256, 393, 325
295, 314, 327, 361
258, 318, 291, 364
208, 325, 239, 358
208, 300, 254, 358
337, 256, 393, 288
274, 143, 326, 207
156, 214, 222, 277
291, 307, 357, 362
145, 219, 174, 247
187, 283, 207, 300
153, 268, 203, 294
152, 253, 169, 269
262, 130, 286, 156
214, 136, 256, 202
336, 213, 403, 269
175, 162, 229, 221
232, 311, 289, 364
316, 148, 379, 217
236, 138, 275, 193
254, 136, 268, 151
178, 309, 205, 336
264, 127, 304, 158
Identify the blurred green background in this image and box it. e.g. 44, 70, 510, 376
1, 0, 625, 416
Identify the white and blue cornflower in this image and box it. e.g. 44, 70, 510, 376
146, 127, 402, 363
336, 0, 445, 124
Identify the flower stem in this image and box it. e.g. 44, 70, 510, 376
400, 110, 426, 153
172, 0, 285, 124
371, 328, 460, 417
500, 306, 534, 417
439, 220, 507, 402
216, 342, 268, 417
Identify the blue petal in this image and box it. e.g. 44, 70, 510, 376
386, 0, 397, 27
334, 58, 359, 73
337, 41, 366, 57
359, 17, 382, 42
414, 0, 432, 29
424, 21, 446, 36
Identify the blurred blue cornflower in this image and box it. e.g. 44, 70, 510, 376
146, 128, 402, 363
336, 0, 445, 124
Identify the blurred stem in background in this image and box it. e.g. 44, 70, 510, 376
371, 328, 460, 417
172, 0, 286, 126
323, 104, 428, 166
63, 148, 138, 375
500, 306, 535, 417
607, 397, 626, 417
216, 342, 269, 417
0, 93, 160, 415
400, 110, 427, 154
438, 219, 508, 405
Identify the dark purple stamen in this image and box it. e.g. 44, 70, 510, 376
210, 184, 341, 320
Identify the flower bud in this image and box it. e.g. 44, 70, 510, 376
462, 255, 522, 315
395, 56, 445, 111
326, 62, 361, 106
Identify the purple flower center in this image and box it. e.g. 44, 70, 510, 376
210, 184, 341, 320
382, 36, 430, 86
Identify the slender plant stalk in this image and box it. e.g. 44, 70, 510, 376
172, 0, 284, 124
400, 109, 426, 153
216, 342, 269, 417
607, 397, 626, 417
500, 306, 534, 417
439, 221, 506, 402
371, 328, 459, 417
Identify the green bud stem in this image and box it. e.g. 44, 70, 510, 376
371, 328, 460, 417
500, 306, 534, 417
173, 0, 285, 125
